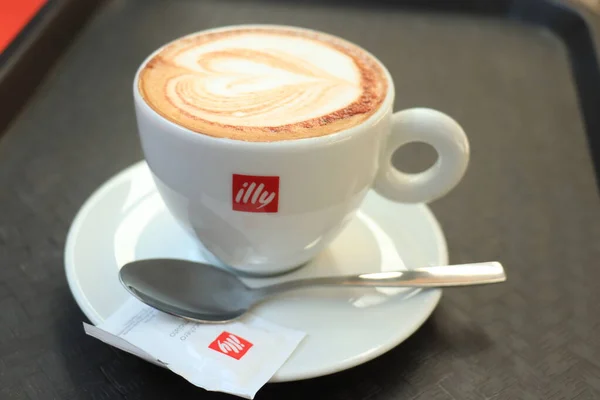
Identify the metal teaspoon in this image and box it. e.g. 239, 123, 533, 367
119, 259, 506, 323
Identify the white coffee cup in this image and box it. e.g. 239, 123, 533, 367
134, 25, 469, 276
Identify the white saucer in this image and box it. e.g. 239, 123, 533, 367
65, 161, 447, 382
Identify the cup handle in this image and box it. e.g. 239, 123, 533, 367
373, 108, 470, 203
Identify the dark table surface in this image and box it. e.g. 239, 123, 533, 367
1, 0, 600, 399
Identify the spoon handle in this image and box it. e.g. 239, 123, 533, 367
259, 262, 505, 295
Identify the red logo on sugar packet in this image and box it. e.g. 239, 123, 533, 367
209, 331, 253, 360
232, 174, 279, 213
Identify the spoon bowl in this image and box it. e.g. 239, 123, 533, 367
120, 259, 257, 322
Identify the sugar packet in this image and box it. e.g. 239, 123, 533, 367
84, 298, 305, 399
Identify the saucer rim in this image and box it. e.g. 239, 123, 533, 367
64, 160, 447, 382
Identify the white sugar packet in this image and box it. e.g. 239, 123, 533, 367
84, 298, 305, 399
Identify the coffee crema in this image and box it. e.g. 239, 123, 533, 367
138, 26, 388, 142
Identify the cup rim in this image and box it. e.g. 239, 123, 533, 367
132, 24, 395, 149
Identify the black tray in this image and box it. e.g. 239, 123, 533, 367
0, 0, 105, 135
1, 0, 600, 399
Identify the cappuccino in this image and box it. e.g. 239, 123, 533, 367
137, 26, 388, 142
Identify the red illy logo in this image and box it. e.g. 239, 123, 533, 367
232, 174, 279, 213
208, 331, 253, 360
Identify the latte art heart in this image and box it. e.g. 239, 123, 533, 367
138, 27, 388, 142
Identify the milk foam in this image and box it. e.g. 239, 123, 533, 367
138, 27, 387, 141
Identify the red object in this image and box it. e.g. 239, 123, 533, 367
0, 0, 48, 54
209, 331, 253, 360
232, 174, 280, 213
